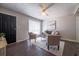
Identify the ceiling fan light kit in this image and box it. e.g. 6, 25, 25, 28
42, 11, 46, 16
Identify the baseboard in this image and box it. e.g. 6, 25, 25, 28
16, 39, 27, 43
7, 39, 28, 46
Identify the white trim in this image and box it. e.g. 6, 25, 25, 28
16, 39, 27, 43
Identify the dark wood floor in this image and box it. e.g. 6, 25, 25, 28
6, 40, 55, 56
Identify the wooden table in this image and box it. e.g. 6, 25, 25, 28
0, 37, 7, 56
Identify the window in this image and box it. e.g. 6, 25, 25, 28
29, 19, 41, 34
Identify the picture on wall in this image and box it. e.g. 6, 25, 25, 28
47, 20, 56, 31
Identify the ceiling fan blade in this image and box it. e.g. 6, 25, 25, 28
45, 11, 48, 16
39, 3, 54, 16
43, 3, 54, 11
40, 3, 47, 10
40, 4, 44, 8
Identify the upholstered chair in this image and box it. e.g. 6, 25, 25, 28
47, 35, 61, 50
28, 32, 37, 42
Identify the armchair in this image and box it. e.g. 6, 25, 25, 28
47, 35, 61, 50
28, 32, 37, 42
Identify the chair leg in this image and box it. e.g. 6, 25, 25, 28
58, 45, 59, 50
47, 45, 49, 50
35, 39, 36, 43
46, 42, 47, 46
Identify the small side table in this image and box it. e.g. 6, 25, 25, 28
0, 37, 7, 56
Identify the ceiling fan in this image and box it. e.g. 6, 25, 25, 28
40, 3, 54, 16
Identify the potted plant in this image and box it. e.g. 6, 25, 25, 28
0, 33, 6, 40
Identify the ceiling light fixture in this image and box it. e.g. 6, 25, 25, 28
42, 11, 48, 16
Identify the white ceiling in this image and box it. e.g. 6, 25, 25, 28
0, 3, 79, 20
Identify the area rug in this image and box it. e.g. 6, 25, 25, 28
31, 37, 65, 56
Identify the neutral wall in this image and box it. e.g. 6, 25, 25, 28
43, 15, 76, 40
56, 15, 76, 40
0, 7, 29, 42
76, 15, 79, 41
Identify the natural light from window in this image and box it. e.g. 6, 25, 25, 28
29, 19, 41, 35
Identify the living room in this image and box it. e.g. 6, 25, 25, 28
0, 3, 79, 56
